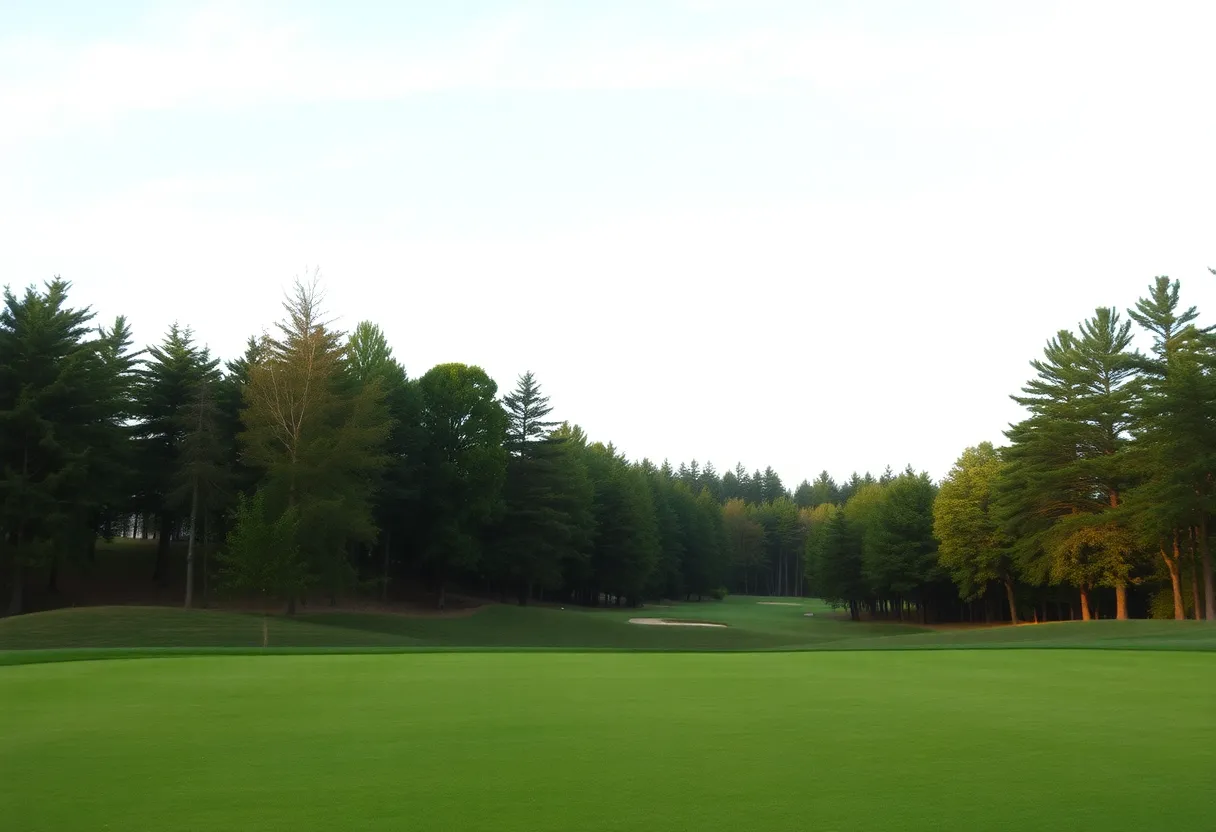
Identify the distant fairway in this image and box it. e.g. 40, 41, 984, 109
3, 650, 1215, 830
4, 595, 1216, 659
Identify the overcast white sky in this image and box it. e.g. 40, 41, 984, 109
2, 0, 1215, 486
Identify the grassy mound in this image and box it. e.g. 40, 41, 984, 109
3, 596, 1215, 659
0, 606, 421, 650
2, 650, 1213, 830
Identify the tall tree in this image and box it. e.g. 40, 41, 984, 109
1125, 277, 1216, 619
491, 372, 592, 604
809, 471, 840, 507
997, 329, 1100, 618
934, 443, 1018, 622
346, 321, 423, 601
171, 355, 226, 608
864, 469, 939, 621
239, 275, 390, 612
1067, 307, 1142, 618
583, 444, 659, 606
417, 362, 507, 608
134, 324, 220, 585
723, 498, 765, 593
761, 467, 786, 503
0, 280, 124, 614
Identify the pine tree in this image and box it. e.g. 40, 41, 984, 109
0, 280, 110, 614
864, 471, 939, 621
238, 275, 390, 612
1123, 277, 1216, 619
492, 372, 592, 604
133, 324, 220, 585
761, 466, 786, 503
502, 370, 559, 448
584, 445, 659, 606
346, 322, 423, 601
812, 509, 864, 619
722, 498, 765, 593
809, 471, 840, 507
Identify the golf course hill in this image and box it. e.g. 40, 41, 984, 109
3, 595, 1215, 660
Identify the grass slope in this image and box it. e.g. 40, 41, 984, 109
4, 597, 1216, 660
3, 650, 1215, 830
0, 606, 422, 650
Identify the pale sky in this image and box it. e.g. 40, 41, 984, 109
3, 1, 1215, 487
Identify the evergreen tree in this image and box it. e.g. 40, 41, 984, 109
238, 276, 390, 612
170, 354, 226, 608
133, 324, 220, 584
720, 467, 742, 502
346, 322, 424, 601
997, 330, 1100, 617
417, 362, 507, 608
491, 372, 592, 604
502, 370, 559, 447
217, 490, 304, 612
722, 498, 765, 593
0, 280, 111, 614
809, 471, 840, 507
747, 469, 765, 505
584, 444, 659, 606
644, 464, 685, 600
864, 471, 939, 620
811, 509, 865, 619
699, 461, 721, 501
761, 466, 786, 503
1124, 277, 1216, 619
934, 443, 1018, 621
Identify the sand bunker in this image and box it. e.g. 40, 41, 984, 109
629, 617, 727, 628
757, 602, 800, 606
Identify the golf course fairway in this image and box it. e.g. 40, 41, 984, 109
4, 650, 1214, 830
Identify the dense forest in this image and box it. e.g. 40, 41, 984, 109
2, 272, 1214, 622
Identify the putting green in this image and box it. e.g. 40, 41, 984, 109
3, 650, 1213, 830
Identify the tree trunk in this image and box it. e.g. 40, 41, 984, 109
1163, 540, 1185, 620
184, 480, 199, 609
286, 595, 297, 615
1079, 586, 1092, 621
380, 529, 391, 603
1200, 517, 1216, 621
1114, 582, 1128, 620
7, 562, 22, 616
1004, 577, 1019, 625
46, 557, 58, 593
202, 513, 210, 608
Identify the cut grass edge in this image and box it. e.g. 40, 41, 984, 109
6, 639, 1216, 668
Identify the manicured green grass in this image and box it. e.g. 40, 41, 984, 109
3, 650, 1214, 830
4, 596, 1216, 658
0, 605, 422, 650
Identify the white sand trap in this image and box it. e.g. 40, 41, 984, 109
757, 602, 801, 606
629, 617, 727, 628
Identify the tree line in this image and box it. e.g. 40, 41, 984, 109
0, 274, 852, 615
806, 273, 1216, 623
5, 271, 1214, 622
